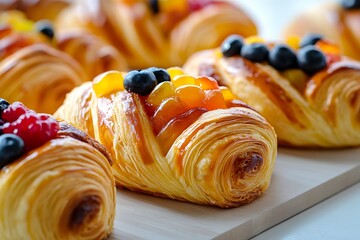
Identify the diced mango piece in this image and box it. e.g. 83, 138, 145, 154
286, 36, 300, 50
316, 40, 340, 55
93, 70, 124, 97
172, 75, 195, 88
194, 76, 219, 90
147, 81, 176, 107
204, 90, 227, 110
219, 86, 236, 101
159, 0, 188, 13
281, 69, 308, 92
167, 67, 185, 80
175, 85, 205, 109
245, 36, 265, 44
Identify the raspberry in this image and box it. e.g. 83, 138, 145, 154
2, 112, 59, 152
189, 0, 214, 12
1, 102, 30, 122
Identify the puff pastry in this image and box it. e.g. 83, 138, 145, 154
0, 102, 116, 240
184, 42, 360, 147
284, 2, 360, 61
0, 11, 127, 113
0, 0, 73, 21
55, 0, 257, 69
55, 69, 277, 208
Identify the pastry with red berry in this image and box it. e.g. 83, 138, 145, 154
55, 0, 257, 69
184, 35, 360, 147
284, 0, 360, 61
0, 99, 116, 240
0, 11, 127, 113
55, 68, 277, 208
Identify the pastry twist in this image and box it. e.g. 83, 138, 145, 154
284, 3, 360, 61
184, 49, 360, 147
0, 120, 116, 240
55, 0, 257, 69
0, 0, 73, 21
55, 70, 277, 208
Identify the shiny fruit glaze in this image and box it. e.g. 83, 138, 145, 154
144, 68, 240, 154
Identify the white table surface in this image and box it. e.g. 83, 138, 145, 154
230, 0, 360, 239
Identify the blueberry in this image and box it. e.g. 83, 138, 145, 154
269, 44, 298, 70
221, 35, 244, 57
0, 134, 24, 169
35, 20, 55, 40
147, 67, 171, 83
241, 43, 269, 62
0, 98, 9, 117
341, 0, 360, 9
297, 46, 327, 75
300, 33, 323, 48
124, 70, 158, 95
149, 0, 159, 14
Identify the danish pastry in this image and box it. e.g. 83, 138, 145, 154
284, 1, 360, 61
0, 11, 126, 113
184, 35, 360, 147
0, 99, 116, 240
55, 0, 257, 69
55, 68, 277, 208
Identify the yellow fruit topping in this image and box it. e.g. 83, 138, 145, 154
172, 75, 195, 88
0, 11, 34, 32
286, 36, 300, 50
245, 36, 265, 44
204, 90, 227, 110
93, 71, 124, 98
281, 69, 308, 92
147, 81, 175, 107
159, 0, 188, 13
167, 67, 185, 80
194, 76, 219, 90
219, 86, 236, 101
175, 85, 205, 109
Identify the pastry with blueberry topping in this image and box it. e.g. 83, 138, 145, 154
284, 0, 360, 61
55, 68, 277, 208
184, 35, 360, 147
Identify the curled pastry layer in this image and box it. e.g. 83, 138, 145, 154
56, 31, 128, 79
184, 48, 360, 147
55, 0, 257, 69
284, 3, 360, 60
0, 44, 86, 113
0, 0, 72, 21
55, 70, 277, 208
0, 100, 116, 240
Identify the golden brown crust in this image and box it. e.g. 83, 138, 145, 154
284, 3, 360, 60
58, 121, 113, 165
55, 71, 277, 208
56, 0, 257, 68
184, 49, 360, 148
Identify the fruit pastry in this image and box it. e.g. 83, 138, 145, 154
55, 0, 257, 69
55, 67, 277, 208
0, 0, 73, 21
184, 35, 360, 147
284, 0, 360, 61
0, 99, 116, 239
0, 11, 127, 113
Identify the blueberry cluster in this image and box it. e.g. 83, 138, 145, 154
124, 67, 171, 95
0, 99, 24, 169
220, 34, 327, 75
341, 0, 360, 9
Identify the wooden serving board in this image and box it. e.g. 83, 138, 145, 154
109, 148, 360, 240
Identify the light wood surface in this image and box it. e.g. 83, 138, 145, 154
109, 148, 360, 240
